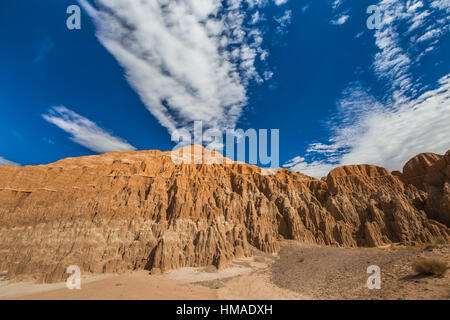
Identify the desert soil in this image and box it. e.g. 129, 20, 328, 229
272, 241, 450, 300
1, 242, 448, 300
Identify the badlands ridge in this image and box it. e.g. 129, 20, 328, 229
0, 146, 449, 283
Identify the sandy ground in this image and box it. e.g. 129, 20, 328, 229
1, 242, 448, 300
272, 241, 450, 300
0, 256, 304, 300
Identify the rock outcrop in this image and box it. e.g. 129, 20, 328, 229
398, 151, 450, 227
0, 147, 449, 283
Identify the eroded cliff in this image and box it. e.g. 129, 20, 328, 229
0, 147, 448, 282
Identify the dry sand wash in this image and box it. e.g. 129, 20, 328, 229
0, 146, 449, 283
272, 241, 450, 300
2, 242, 449, 300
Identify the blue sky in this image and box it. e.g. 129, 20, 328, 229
1, 0, 449, 177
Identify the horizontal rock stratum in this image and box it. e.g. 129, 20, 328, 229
0, 146, 449, 283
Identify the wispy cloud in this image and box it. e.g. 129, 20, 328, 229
331, 0, 343, 10
330, 14, 349, 25
301, 5, 310, 14
34, 35, 54, 63
42, 138, 55, 145
79, 0, 290, 137
329, 0, 349, 25
431, 0, 450, 12
284, 156, 334, 178
273, 0, 288, 5
0, 157, 20, 167
373, 0, 450, 101
42, 106, 136, 153
275, 9, 292, 34
284, 75, 450, 178
285, 0, 450, 178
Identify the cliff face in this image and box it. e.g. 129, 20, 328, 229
399, 151, 450, 227
0, 147, 449, 283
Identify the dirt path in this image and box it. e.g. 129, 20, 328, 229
272, 241, 450, 300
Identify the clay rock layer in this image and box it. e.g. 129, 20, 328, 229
0, 147, 449, 282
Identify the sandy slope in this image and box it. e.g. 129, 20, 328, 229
1, 243, 448, 300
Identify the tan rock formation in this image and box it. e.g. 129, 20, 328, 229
0, 147, 449, 283
398, 151, 450, 227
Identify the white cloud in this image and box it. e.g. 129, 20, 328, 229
263, 71, 274, 80
274, 0, 288, 5
250, 11, 260, 24
329, 0, 348, 25
284, 75, 450, 178
408, 10, 431, 32
79, 0, 288, 137
373, 0, 450, 101
285, 0, 450, 178
275, 9, 292, 26
274, 9, 292, 34
331, 0, 343, 10
42, 106, 136, 153
301, 5, 310, 14
0, 157, 20, 167
431, 0, 450, 12
284, 156, 335, 179
355, 31, 364, 38
330, 14, 349, 25
408, 0, 424, 12
417, 28, 445, 42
